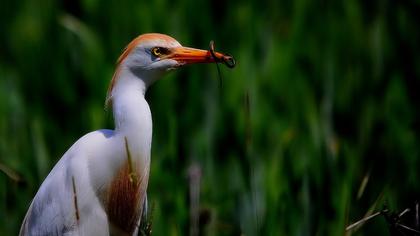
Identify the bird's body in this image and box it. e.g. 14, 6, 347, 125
20, 33, 233, 236
20, 78, 152, 235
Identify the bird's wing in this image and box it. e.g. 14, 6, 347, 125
20, 157, 82, 235
20, 130, 116, 236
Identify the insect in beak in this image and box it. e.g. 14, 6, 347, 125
208, 40, 236, 87
208, 40, 236, 68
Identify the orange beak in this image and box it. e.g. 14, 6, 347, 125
166, 47, 235, 67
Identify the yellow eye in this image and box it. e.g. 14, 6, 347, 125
151, 47, 162, 57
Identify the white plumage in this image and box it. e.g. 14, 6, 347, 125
20, 33, 233, 236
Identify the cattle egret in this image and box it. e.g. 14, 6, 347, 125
20, 33, 234, 236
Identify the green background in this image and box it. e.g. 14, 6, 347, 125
1, 0, 419, 235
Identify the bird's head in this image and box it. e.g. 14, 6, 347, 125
106, 33, 233, 106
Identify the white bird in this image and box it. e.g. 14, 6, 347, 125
20, 33, 234, 236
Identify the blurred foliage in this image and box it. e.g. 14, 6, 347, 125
1, 0, 420, 235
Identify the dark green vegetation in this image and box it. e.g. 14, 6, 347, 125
1, 0, 419, 235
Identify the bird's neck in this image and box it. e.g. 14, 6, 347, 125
111, 68, 152, 164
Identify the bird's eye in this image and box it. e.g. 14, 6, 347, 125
151, 47, 163, 57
